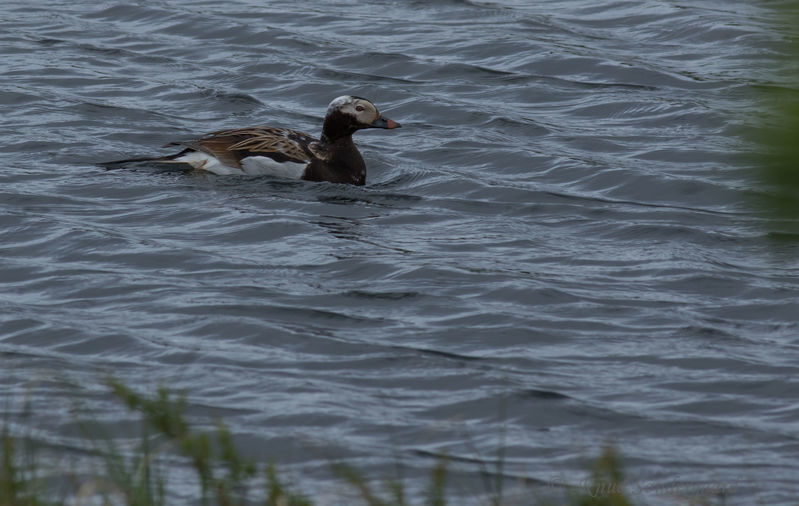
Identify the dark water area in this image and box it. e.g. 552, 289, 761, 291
2, 0, 799, 503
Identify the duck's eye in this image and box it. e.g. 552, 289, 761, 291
355, 105, 365, 112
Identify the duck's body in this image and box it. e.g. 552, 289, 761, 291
106, 96, 400, 185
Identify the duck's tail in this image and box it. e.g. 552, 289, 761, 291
99, 149, 192, 170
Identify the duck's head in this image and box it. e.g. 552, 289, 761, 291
322, 96, 401, 141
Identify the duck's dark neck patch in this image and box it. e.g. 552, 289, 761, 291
321, 109, 360, 142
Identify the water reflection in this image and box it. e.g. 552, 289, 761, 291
312, 215, 414, 255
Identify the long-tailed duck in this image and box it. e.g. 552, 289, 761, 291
105, 96, 400, 185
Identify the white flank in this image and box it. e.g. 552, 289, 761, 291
175, 151, 240, 175
175, 152, 307, 179
240, 156, 307, 178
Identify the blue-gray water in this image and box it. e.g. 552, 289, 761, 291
2, 0, 798, 504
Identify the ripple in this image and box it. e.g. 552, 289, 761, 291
2, 0, 798, 504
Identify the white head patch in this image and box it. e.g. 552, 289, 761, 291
326, 96, 356, 116
325, 96, 380, 125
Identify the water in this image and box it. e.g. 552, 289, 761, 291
2, 0, 798, 503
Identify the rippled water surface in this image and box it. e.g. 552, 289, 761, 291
2, 0, 799, 503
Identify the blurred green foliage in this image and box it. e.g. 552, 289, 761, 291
754, 3, 799, 234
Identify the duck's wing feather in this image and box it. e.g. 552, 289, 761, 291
165, 127, 317, 168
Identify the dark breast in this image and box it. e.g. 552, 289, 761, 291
301, 137, 366, 185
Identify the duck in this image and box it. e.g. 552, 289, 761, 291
104, 96, 401, 186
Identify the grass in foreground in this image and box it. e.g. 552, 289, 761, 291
1, 378, 635, 506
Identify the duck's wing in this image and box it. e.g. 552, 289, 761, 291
165, 126, 317, 169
